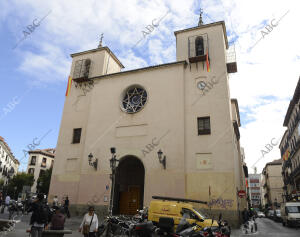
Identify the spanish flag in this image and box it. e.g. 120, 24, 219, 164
283, 150, 290, 161
65, 76, 72, 96
206, 49, 210, 72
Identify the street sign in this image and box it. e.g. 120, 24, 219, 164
238, 190, 246, 198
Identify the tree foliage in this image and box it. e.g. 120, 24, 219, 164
6, 173, 34, 199
37, 168, 52, 195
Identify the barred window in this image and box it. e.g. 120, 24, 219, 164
30, 156, 36, 165
72, 128, 82, 144
195, 36, 204, 56
197, 117, 211, 135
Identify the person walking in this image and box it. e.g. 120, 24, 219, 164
64, 196, 70, 218
28, 193, 49, 237
78, 206, 98, 237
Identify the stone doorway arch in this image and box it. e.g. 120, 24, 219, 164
112, 156, 145, 215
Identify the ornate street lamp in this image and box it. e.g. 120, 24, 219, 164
88, 153, 98, 170
109, 147, 119, 215
157, 149, 166, 169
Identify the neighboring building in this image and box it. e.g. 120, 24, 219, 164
260, 173, 266, 207
280, 77, 300, 202
248, 173, 261, 210
240, 147, 249, 208
27, 149, 55, 193
49, 16, 246, 226
262, 159, 284, 209
0, 136, 19, 185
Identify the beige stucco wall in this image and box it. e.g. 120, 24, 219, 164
49, 22, 244, 225
0, 141, 19, 184
265, 164, 284, 204
27, 153, 54, 193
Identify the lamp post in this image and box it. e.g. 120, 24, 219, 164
109, 147, 119, 215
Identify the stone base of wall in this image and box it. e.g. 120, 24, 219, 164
69, 204, 109, 220
200, 208, 242, 229
69, 205, 241, 229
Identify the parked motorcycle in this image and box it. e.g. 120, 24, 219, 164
8, 200, 24, 219
133, 207, 148, 223
98, 215, 130, 237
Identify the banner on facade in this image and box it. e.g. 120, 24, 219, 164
196, 153, 212, 169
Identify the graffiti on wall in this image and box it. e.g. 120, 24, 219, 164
207, 198, 234, 209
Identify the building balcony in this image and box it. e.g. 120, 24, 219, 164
286, 113, 300, 141
290, 162, 300, 180
289, 138, 300, 160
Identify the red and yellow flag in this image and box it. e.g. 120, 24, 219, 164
283, 150, 290, 161
206, 49, 210, 72
65, 76, 72, 96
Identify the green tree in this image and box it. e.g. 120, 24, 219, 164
7, 173, 34, 199
0, 179, 4, 188
37, 168, 52, 195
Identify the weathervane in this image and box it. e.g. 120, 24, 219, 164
198, 8, 203, 26
98, 33, 104, 48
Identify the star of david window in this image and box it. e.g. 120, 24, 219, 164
122, 86, 147, 113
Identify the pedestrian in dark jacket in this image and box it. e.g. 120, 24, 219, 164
51, 207, 65, 230
28, 193, 49, 237
64, 196, 70, 218
242, 208, 249, 224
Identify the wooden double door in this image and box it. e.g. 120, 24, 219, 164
119, 186, 141, 215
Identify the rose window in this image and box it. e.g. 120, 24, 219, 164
122, 86, 147, 113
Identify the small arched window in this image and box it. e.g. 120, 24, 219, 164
195, 36, 204, 56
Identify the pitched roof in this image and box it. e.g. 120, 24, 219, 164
0, 136, 20, 165
28, 148, 55, 158
266, 158, 282, 166
174, 21, 229, 49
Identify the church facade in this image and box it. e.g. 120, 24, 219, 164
49, 20, 247, 225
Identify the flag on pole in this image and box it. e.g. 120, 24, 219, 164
65, 76, 72, 96
206, 49, 210, 72
283, 150, 290, 161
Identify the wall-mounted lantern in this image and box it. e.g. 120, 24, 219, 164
157, 149, 166, 169
109, 147, 119, 215
88, 153, 98, 170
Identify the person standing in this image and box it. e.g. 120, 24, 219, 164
28, 193, 49, 237
5, 195, 10, 213
53, 196, 58, 207
242, 207, 249, 224
78, 206, 98, 237
64, 196, 70, 218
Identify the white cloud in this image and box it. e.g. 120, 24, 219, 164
1, 0, 300, 173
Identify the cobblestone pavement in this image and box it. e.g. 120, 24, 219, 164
231, 217, 300, 237
0, 212, 83, 237
1, 212, 299, 237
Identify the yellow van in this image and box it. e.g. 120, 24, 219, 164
148, 196, 218, 230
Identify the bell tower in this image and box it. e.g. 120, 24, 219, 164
174, 13, 237, 74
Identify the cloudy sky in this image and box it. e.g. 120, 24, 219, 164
0, 0, 299, 172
